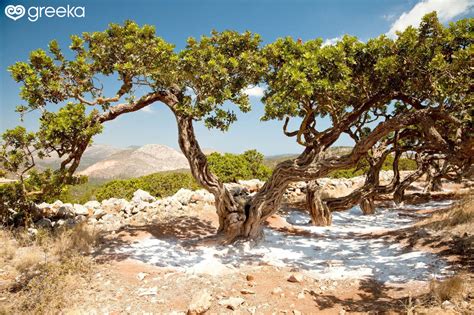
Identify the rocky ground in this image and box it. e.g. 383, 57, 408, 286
1, 172, 473, 314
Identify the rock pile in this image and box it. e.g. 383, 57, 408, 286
32, 171, 405, 232
33, 188, 216, 232
284, 170, 408, 202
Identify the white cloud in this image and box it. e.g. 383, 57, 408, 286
140, 106, 154, 113
322, 36, 342, 47
387, 0, 473, 38
243, 86, 264, 98
383, 13, 396, 22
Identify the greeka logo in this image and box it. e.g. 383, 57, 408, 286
4, 5, 25, 20
4, 4, 85, 22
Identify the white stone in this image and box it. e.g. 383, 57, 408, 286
137, 286, 158, 296
101, 198, 129, 212
93, 208, 106, 219
84, 200, 101, 210
187, 290, 212, 315
73, 203, 89, 216
172, 188, 194, 205
132, 189, 156, 203
136, 272, 148, 281
441, 300, 455, 310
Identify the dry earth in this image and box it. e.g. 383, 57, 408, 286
56, 201, 474, 313
1, 188, 473, 314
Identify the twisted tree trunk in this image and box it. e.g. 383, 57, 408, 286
171, 107, 451, 242
393, 164, 427, 204
425, 174, 443, 192
306, 181, 332, 226
360, 197, 375, 215
324, 150, 389, 214
175, 115, 246, 241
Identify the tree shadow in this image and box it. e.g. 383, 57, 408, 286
92, 198, 464, 285
93, 215, 217, 264
311, 278, 421, 313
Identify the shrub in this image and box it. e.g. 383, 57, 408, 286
328, 156, 418, 178
94, 171, 200, 201
207, 149, 272, 183
430, 276, 466, 302
0, 182, 37, 226
59, 181, 104, 204
0, 225, 96, 314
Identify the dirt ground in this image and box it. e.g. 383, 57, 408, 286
1, 192, 472, 314
64, 198, 472, 314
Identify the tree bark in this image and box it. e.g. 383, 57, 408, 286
174, 114, 247, 241
425, 175, 443, 192
360, 197, 375, 215
306, 181, 332, 226
393, 164, 427, 204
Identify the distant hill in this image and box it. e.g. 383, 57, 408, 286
35, 144, 122, 172
78, 144, 189, 179
1, 144, 354, 181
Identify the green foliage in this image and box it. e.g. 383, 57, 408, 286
207, 149, 272, 183
0, 104, 99, 224
329, 156, 417, 178
94, 172, 200, 201
1, 126, 36, 175
0, 182, 32, 225
59, 181, 104, 204
178, 30, 265, 130
262, 13, 472, 128
37, 103, 102, 157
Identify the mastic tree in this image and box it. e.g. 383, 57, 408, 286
2, 21, 265, 229
244, 13, 472, 235
2, 14, 472, 241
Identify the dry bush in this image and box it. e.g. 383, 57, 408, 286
12, 248, 45, 274
0, 230, 16, 261
431, 197, 474, 229
0, 223, 97, 314
446, 197, 474, 227
53, 222, 99, 258
13, 255, 92, 314
429, 275, 466, 303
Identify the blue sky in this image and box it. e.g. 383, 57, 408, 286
1, 0, 472, 155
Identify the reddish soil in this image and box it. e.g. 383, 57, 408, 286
71, 198, 473, 314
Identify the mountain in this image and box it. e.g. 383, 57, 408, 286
78, 144, 189, 179
35, 144, 123, 171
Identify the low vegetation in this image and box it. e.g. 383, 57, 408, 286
429, 275, 467, 303
207, 149, 272, 183
422, 197, 474, 235
94, 171, 200, 201
0, 223, 98, 314
329, 155, 417, 178
54, 149, 271, 203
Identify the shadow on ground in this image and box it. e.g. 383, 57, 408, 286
93, 215, 217, 264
